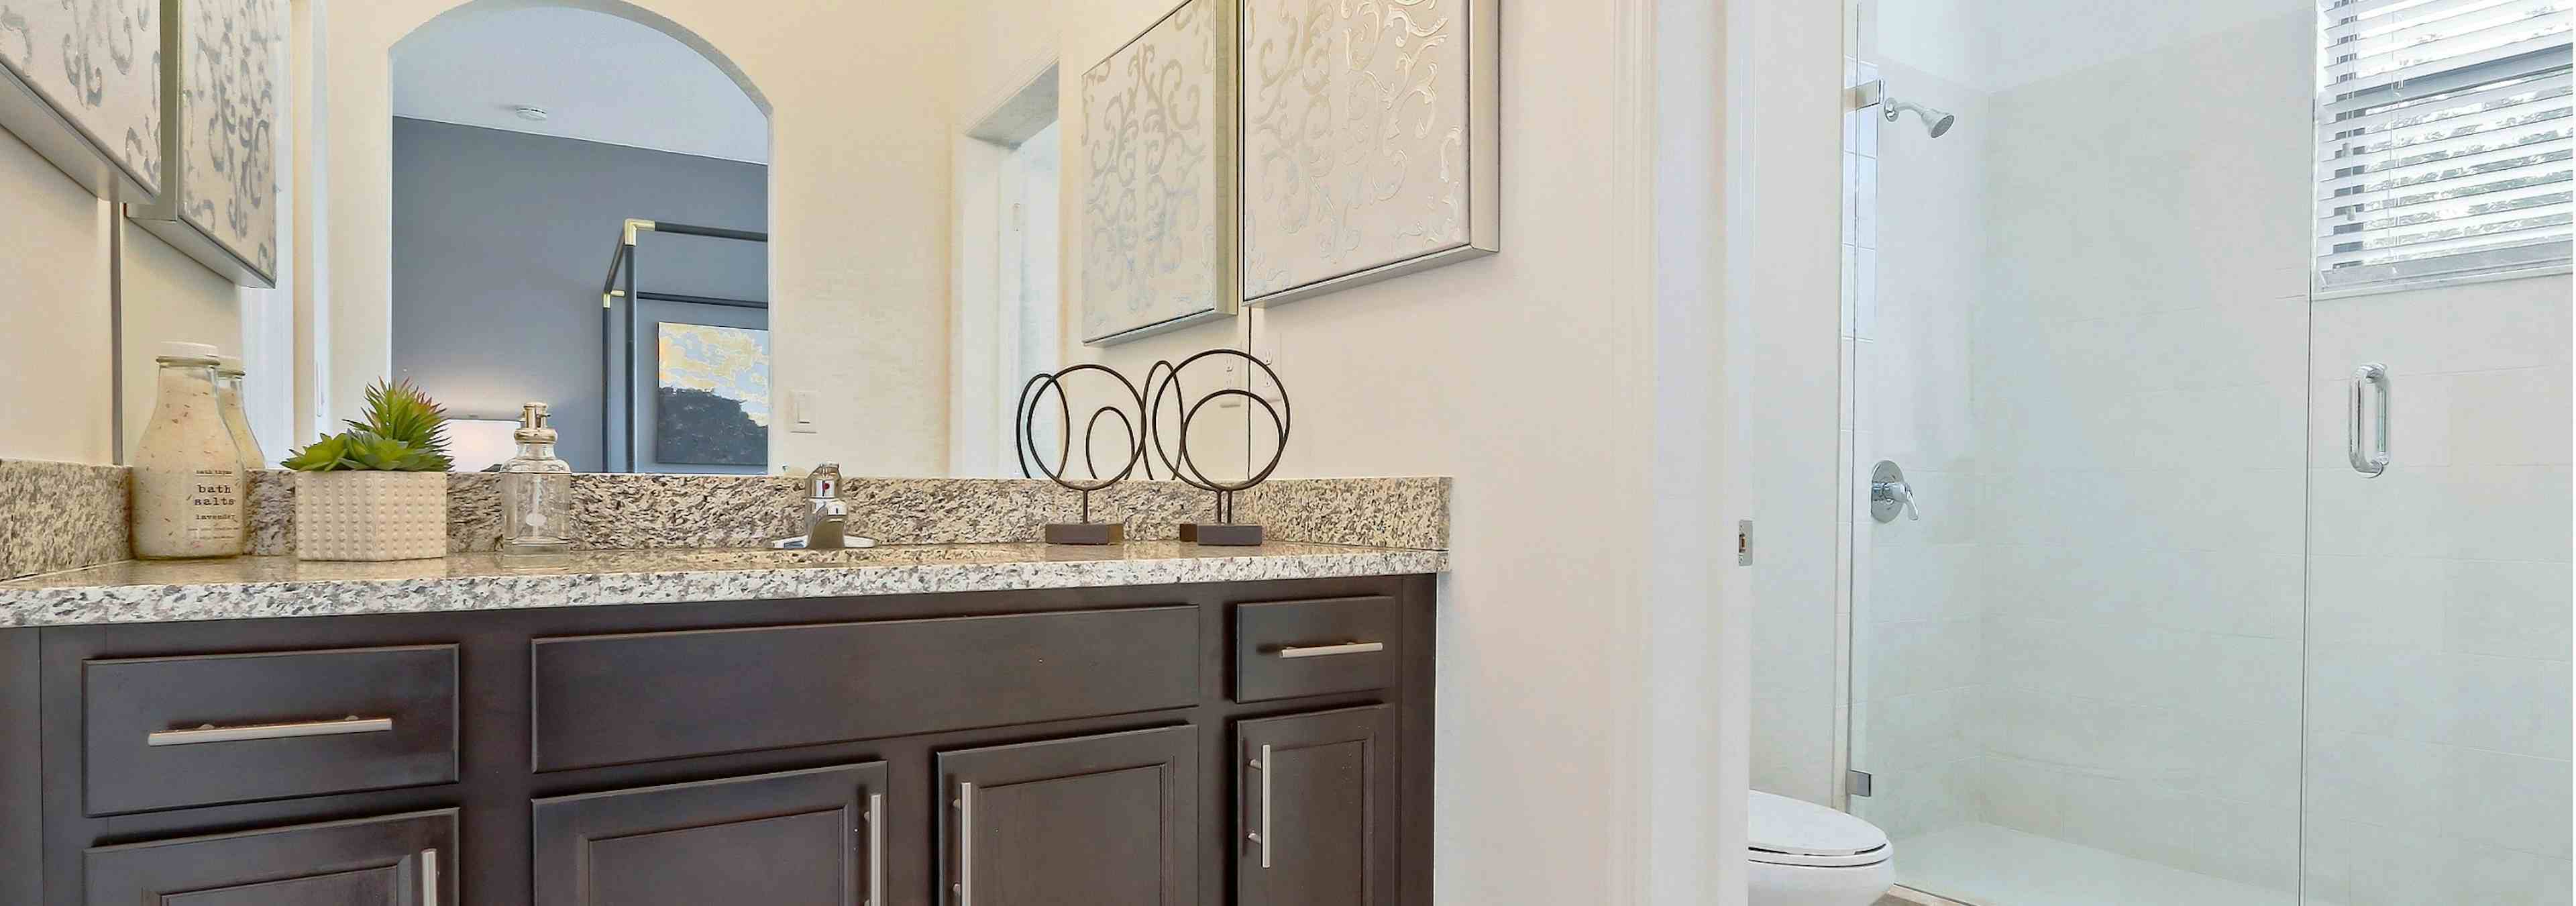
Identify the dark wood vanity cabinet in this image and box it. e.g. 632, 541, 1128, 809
0, 572, 1436, 905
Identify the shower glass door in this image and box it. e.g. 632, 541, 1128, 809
1841, 1, 2573, 904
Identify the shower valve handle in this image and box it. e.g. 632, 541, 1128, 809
1869, 460, 1921, 523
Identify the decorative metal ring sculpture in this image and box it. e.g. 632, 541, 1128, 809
1016, 363, 1148, 544
1144, 349, 1291, 543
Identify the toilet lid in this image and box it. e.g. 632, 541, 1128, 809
1747, 791, 1889, 867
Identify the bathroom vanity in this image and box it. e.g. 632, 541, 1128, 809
0, 543, 1442, 905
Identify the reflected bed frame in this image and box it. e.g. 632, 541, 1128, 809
598, 217, 770, 472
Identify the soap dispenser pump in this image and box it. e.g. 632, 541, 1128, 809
500, 402, 574, 558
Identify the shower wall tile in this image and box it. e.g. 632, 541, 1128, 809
1859, 756, 1978, 843
2308, 816, 2575, 906
1855, 686, 1978, 773
2308, 274, 2575, 381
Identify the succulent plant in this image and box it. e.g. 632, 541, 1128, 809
285, 380, 453, 472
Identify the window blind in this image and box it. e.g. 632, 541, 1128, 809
2316, 0, 2575, 288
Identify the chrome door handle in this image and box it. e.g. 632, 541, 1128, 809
146, 715, 392, 746
2349, 362, 2390, 477
1248, 744, 1274, 869
867, 792, 884, 906
1273, 642, 1384, 659
953, 781, 975, 905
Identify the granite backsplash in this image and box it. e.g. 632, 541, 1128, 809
0, 458, 1447, 578
0, 459, 131, 580
248, 472, 1449, 554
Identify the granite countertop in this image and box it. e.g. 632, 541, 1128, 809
0, 541, 1450, 628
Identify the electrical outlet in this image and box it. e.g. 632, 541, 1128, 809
790, 390, 819, 433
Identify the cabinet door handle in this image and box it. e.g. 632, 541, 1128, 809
1274, 641, 1384, 659
867, 792, 884, 906
954, 781, 976, 905
1246, 741, 1277, 870
2349, 362, 2391, 477
419, 848, 439, 904
146, 715, 392, 746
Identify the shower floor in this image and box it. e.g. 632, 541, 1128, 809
1892, 823, 2295, 906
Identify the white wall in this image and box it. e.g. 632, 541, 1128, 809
319, 0, 958, 476
1252, 0, 1753, 901
0, 130, 117, 464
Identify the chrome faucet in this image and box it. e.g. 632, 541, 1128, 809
770, 463, 874, 549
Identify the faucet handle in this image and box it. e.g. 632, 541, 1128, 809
806, 462, 841, 499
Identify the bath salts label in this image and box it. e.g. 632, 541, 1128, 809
187, 469, 242, 542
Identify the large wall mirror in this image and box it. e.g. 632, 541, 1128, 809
388, 5, 777, 474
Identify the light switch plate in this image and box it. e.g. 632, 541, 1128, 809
790, 390, 818, 433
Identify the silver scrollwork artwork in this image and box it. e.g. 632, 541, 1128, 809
176, 0, 280, 279
0, 0, 162, 196
1081, 0, 1226, 344
1240, 0, 1470, 299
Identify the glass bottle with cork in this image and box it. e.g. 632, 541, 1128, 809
132, 342, 247, 558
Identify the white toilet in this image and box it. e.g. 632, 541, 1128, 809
1747, 789, 1894, 905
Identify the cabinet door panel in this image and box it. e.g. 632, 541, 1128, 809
533, 762, 885, 906
1238, 705, 1398, 906
941, 725, 1196, 906
84, 809, 455, 906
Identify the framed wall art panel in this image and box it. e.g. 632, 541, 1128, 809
1239, 0, 1497, 307
1079, 0, 1238, 346
0, 0, 162, 200
126, 0, 280, 287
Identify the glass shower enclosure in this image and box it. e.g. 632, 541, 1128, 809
1839, 1, 2573, 903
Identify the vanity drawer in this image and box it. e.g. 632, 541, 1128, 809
1234, 596, 1399, 703
531, 605, 1201, 771
83, 645, 460, 815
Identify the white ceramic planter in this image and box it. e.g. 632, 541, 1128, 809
294, 471, 449, 561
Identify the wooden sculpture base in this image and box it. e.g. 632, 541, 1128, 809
1186, 523, 1263, 546
1044, 522, 1124, 545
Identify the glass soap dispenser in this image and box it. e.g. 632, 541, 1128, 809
500, 402, 574, 559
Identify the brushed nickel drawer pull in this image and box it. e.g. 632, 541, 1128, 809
867, 792, 885, 906
1254, 744, 1273, 869
145, 715, 394, 746
1273, 641, 1385, 659
955, 781, 976, 906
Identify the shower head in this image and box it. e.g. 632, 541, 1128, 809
1884, 98, 1957, 138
